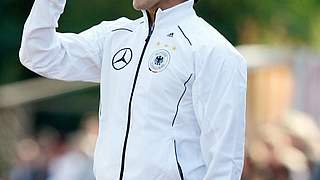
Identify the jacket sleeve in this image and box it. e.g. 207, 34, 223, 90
192, 46, 247, 180
19, 0, 108, 83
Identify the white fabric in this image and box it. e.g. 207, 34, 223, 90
20, 0, 247, 179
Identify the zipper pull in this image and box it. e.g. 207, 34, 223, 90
145, 24, 155, 42
145, 34, 151, 42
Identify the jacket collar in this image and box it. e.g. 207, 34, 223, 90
141, 0, 196, 31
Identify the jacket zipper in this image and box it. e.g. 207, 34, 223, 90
174, 139, 185, 180
119, 27, 154, 180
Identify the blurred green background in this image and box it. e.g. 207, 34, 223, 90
1, 0, 320, 85
1, 0, 320, 180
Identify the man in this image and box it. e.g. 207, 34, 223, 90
19, 0, 247, 179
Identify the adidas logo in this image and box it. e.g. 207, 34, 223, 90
167, 33, 174, 37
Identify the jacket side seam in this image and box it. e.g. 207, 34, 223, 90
178, 25, 192, 46
171, 74, 193, 126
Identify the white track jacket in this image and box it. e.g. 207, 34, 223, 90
20, 0, 247, 179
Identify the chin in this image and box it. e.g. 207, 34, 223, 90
133, 1, 146, 10
133, 0, 157, 11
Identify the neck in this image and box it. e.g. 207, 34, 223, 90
146, 0, 186, 25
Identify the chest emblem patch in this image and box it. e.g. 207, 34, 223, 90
112, 48, 133, 70
148, 49, 171, 73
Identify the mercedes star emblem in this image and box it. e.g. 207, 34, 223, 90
112, 48, 133, 70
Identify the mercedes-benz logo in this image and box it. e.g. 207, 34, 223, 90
112, 48, 133, 70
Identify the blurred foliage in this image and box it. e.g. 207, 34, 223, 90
0, 0, 319, 85
197, 0, 320, 45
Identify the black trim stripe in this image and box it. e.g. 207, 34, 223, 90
178, 25, 192, 46
118, 29, 153, 180
174, 139, 185, 180
112, 28, 133, 32
171, 74, 193, 126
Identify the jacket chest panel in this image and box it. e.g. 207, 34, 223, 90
137, 34, 194, 100
101, 32, 194, 94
